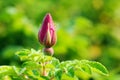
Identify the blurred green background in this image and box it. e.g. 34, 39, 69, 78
0, 0, 120, 80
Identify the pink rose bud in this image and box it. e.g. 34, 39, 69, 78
38, 13, 57, 48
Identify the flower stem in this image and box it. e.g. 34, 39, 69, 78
42, 63, 47, 76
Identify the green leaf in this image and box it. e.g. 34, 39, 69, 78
59, 61, 70, 69
28, 49, 43, 62
55, 69, 63, 80
46, 64, 55, 69
16, 49, 30, 61
31, 49, 41, 54
22, 61, 41, 69
44, 56, 53, 62
24, 69, 41, 79
41, 76, 49, 80
80, 63, 91, 74
88, 61, 109, 76
80, 60, 109, 76
12, 66, 20, 75
32, 69, 39, 76
51, 58, 60, 67
19, 67, 26, 75
48, 70, 54, 78
0, 66, 16, 77
61, 73, 79, 80
66, 66, 74, 77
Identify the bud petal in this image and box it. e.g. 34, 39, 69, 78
43, 23, 51, 47
38, 13, 57, 48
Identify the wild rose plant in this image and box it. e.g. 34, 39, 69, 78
0, 13, 108, 80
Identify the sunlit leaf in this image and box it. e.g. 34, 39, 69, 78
16, 49, 30, 61
66, 66, 74, 77
55, 69, 63, 80
22, 61, 41, 69
80, 63, 91, 74
0, 66, 16, 77
81, 60, 109, 76
88, 61, 109, 76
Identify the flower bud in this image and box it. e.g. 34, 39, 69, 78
38, 13, 57, 48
